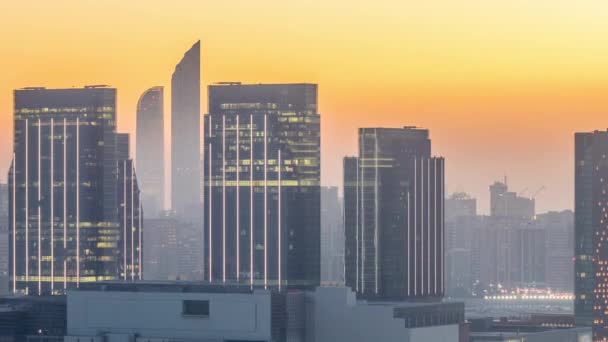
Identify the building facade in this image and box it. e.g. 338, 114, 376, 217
445, 192, 477, 222
321, 186, 344, 285
306, 287, 463, 342
203, 83, 320, 289
538, 210, 574, 292
171, 41, 201, 217
574, 130, 608, 340
0, 183, 8, 294
64, 282, 463, 342
8, 87, 142, 295
143, 211, 203, 281
344, 127, 445, 300
66, 282, 306, 342
490, 180, 535, 220
136, 86, 164, 217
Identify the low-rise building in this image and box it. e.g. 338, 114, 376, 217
468, 316, 591, 342
64, 282, 465, 342
307, 287, 464, 342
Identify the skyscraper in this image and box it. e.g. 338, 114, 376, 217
8, 86, 142, 295
136, 86, 164, 217
575, 130, 608, 340
344, 127, 445, 300
489, 180, 535, 220
0, 183, 8, 293
203, 83, 320, 288
321, 186, 344, 285
171, 41, 201, 217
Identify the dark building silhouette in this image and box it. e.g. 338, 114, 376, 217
574, 130, 608, 339
0, 296, 66, 342
171, 41, 201, 218
203, 83, 320, 288
344, 127, 445, 300
0, 183, 8, 294
136, 86, 164, 217
8, 87, 142, 295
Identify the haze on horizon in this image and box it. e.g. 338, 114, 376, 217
1, 0, 608, 214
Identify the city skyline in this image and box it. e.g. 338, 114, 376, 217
2, 1, 608, 214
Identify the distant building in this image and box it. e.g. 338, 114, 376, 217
445, 192, 477, 222
321, 186, 344, 285
203, 83, 321, 288
446, 183, 551, 297
467, 216, 545, 292
574, 130, 608, 339
344, 127, 445, 300
171, 41, 201, 218
143, 211, 203, 281
136, 86, 165, 218
445, 192, 476, 296
490, 180, 535, 220
535, 211, 574, 292
8, 87, 142, 295
63, 282, 464, 342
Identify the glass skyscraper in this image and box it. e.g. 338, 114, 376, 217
203, 83, 320, 289
575, 130, 608, 340
344, 127, 445, 300
136, 86, 164, 217
8, 86, 142, 295
171, 41, 201, 217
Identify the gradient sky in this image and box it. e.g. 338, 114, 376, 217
1, 0, 608, 213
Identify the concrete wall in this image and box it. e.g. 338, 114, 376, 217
67, 289, 272, 342
306, 287, 459, 342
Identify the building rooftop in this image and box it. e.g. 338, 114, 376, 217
74, 280, 275, 294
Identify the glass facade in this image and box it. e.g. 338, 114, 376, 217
344, 127, 445, 300
8, 87, 142, 295
574, 131, 608, 340
171, 41, 201, 217
136, 86, 164, 218
204, 83, 320, 289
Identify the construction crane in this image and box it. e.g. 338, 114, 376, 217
532, 186, 546, 199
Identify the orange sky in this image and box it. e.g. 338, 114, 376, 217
1, 0, 608, 213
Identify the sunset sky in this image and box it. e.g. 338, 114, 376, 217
1, 0, 608, 213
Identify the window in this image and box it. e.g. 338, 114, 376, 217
182, 300, 210, 317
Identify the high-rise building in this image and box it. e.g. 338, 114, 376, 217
8, 86, 142, 295
574, 130, 608, 339
0, 183, 8, 294
0, 183, 7, 217
171, 41, 201, 217
321, 186, 344, 285
445, 191, 476, 296
445, 192, 477, 222
203, 83, 320, 288
536, 210, 574, 292
489, 180, 535, 220
136, 86, 164, 218
144, 211, 203, 281
344, 127, 445, 300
